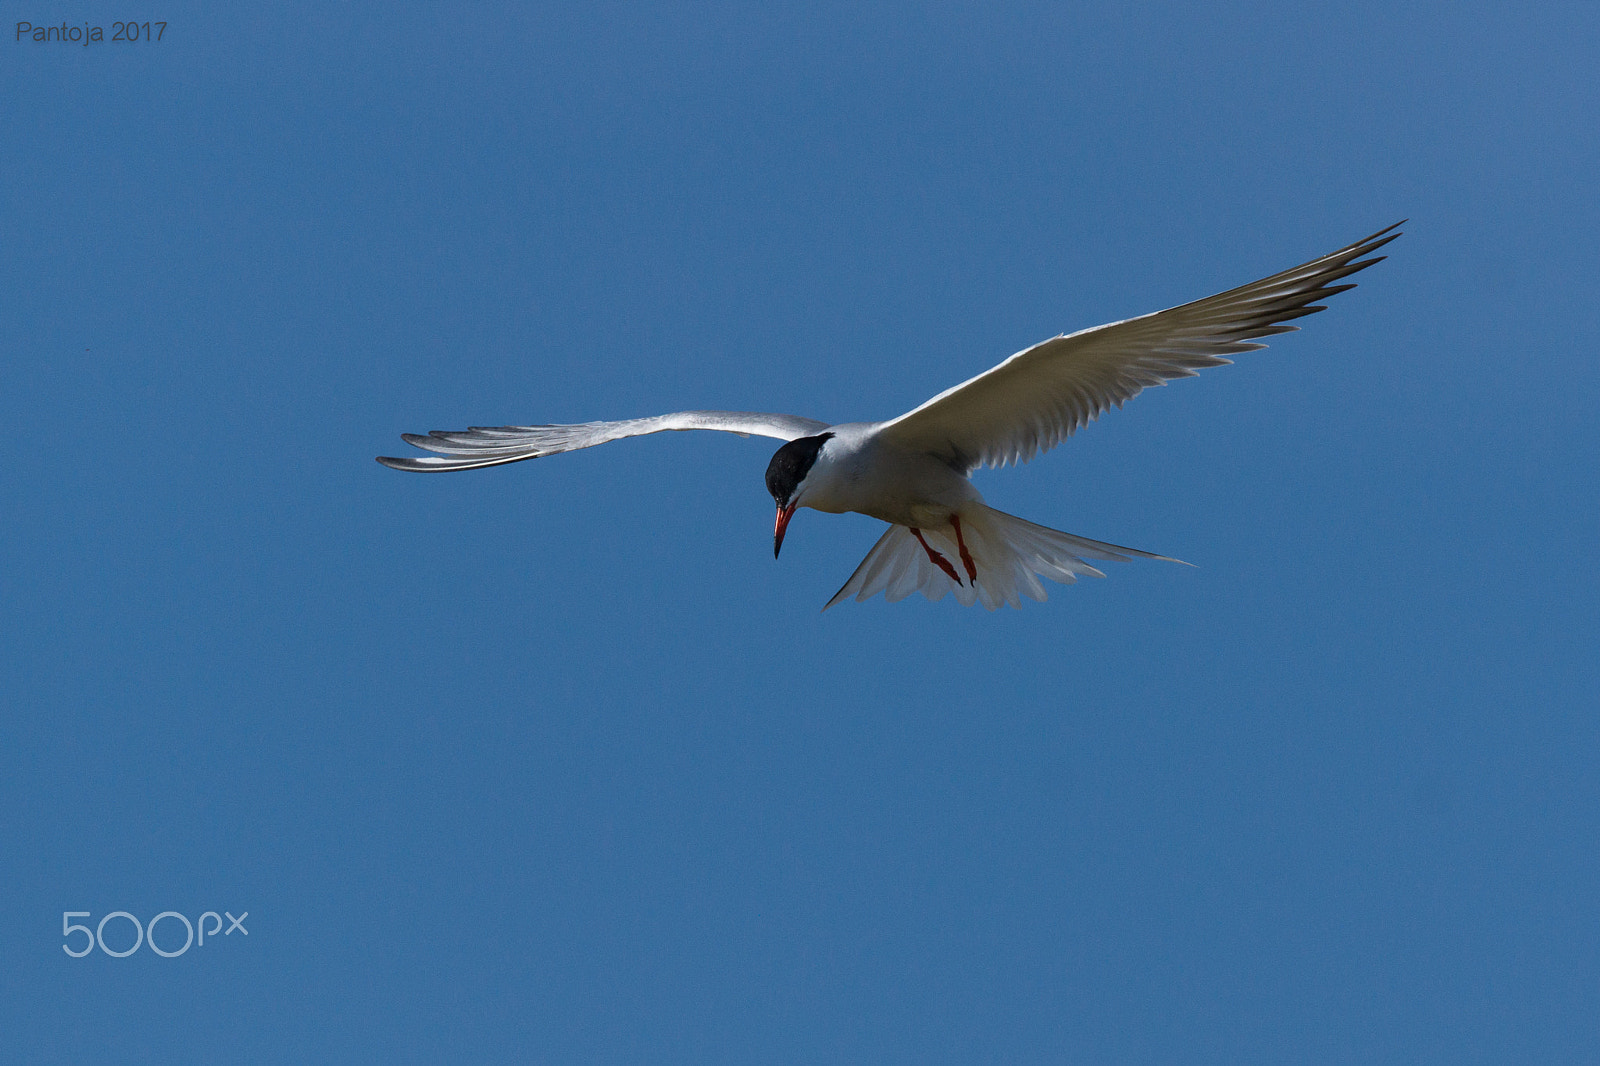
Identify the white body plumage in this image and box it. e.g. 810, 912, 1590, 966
791, 424, 982, 528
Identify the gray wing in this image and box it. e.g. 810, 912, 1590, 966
378, 410, 831, 472
877, 222, 1402, 472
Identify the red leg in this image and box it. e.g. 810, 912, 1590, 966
910, 527, 963, 585
949, 515, 978, 583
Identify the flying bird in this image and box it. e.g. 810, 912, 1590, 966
379, 223, 1400, 609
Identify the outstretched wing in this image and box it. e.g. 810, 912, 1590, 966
877, 222, 1402, 472
378, 410, 831, 472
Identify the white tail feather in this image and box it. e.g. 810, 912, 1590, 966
822, 505, 1184, 611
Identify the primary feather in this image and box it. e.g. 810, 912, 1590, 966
877, 222, 1402, 472
377, 410, 829, 472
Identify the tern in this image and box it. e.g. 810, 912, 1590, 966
380, 223, 1400, 609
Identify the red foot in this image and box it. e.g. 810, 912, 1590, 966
949, 515, 978, 583
910, 528, 963, 585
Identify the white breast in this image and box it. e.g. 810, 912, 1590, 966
800, 424, 983, 528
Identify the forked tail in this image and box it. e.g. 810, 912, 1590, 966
823, 505, 1185, 611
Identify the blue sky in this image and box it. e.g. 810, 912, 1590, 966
3, 2, 1597, 1062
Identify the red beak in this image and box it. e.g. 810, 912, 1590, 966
773, 501, 798, 558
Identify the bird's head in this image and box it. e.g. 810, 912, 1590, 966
765, 432, 833, 559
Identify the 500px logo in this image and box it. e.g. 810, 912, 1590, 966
62, 910, 247, 958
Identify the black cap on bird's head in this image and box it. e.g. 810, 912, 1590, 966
765, 432, 832, 559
